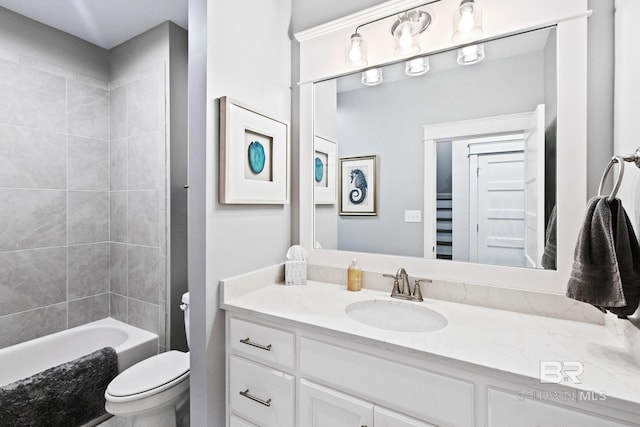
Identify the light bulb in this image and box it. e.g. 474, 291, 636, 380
393, 19, 420, 57
349, 43, 362, 63
457, 43, 485, 65
458, 8, 475, 33
462, 45, 478, 61
399, 27, 413, 49
345, 33, 368, 67
405, 57, 430, 76
452, 1, 483, 43
361, 68, 383, 86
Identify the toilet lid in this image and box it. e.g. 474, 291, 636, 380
107, 351, 189, 397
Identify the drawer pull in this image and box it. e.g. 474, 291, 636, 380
240, 337, 272, 351
239, 389, 272, 407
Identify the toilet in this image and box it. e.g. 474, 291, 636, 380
105, 292, 191, 427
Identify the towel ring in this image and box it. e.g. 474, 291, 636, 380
597, 155, 625, 202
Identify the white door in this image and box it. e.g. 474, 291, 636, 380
300, 379, 374, 427
470, 151, 526, 267
523, 104, 546, 268
374, 406, 436, 427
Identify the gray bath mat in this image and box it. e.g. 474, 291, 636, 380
0, 346, 118, 427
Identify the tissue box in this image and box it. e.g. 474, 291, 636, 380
285, 260, 307, 285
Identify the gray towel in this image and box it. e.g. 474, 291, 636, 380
0, 347, 118, 427
567, 196, 640, 317
541, 205, 557, 270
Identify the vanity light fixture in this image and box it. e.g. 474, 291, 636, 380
361, 68, 383, 86
456, 43, 485, 65
405, 56, 430, 76
346, 33, 368, 67
452, 0, 483, 43
391, 10, 432, 57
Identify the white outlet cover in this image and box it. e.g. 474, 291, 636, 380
404, 210, 422, 223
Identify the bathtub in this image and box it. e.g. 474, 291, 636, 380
0, 317, 158, 387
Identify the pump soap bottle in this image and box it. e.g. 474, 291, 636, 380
347, 258, 362, 292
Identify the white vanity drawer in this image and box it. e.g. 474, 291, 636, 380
230, 415, 259, 427
229, 355, 295, 427
487, 388, 631, 427
230, 317, 295, 369
300, 338, 474, 427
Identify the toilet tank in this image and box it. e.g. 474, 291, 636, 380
181, 292, 190, 348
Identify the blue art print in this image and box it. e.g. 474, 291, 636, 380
349, 168, 367, 204
315, 157, 324, 183
247, 141, 266, 174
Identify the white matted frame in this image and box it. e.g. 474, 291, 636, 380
314, 136, 337, 204
219, 96, 290, 204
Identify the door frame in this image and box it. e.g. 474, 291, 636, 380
423, 112, 532, 259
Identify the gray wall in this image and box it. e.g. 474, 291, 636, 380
587, 0, 615, 197
0, 8, 111, 348
187, 0, 208, 424
187, 0, 292, 425
335, 52, 545, 257
108, 22, 173, 352
0, 6, 108, 81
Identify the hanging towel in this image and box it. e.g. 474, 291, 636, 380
541, 205, 557, 270
608, 198, 640, 317
566, 197, 640, 317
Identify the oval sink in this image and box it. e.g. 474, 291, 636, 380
345, 300, 447, 332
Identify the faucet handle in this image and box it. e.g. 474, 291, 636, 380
412, 278, 431, 302
383, 273, 401, 296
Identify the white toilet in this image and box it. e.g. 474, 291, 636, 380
105, 292, 191, 427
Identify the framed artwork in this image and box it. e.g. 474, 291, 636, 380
339, 155, 378, 216
314, 136, 337, 204
219, 96, 289, 204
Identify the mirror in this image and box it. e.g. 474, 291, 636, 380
314, 27, 557, 269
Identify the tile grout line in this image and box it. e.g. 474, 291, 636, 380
65, 76, 69, 331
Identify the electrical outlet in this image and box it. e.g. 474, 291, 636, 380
404, 210, 422, 223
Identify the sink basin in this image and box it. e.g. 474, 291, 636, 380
345, 299, 447, 332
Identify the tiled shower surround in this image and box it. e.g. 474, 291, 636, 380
108, 66, 168, 349
0, 50, 168, 349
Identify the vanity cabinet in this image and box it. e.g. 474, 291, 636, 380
487, 389, 630, 427
300, 379, 435, 427
225, 314, 638, 427
230, 415, 259, 427
227, 318, 296, 427
300, 379, 374, 427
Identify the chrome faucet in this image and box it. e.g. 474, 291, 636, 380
383, 269, 430, 302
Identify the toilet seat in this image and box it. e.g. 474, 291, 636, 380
106, 350, 189, 403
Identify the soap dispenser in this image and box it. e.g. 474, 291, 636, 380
347, 258, 362, 292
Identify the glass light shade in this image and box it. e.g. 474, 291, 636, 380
361, 68, 383, 86
452, 1, 483, 43
346, 33, 368, 67
405, 57, 430, 76
457, 43, 485, 65
393, 17, 420, 57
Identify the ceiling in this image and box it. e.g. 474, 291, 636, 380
0, 0, 188, 49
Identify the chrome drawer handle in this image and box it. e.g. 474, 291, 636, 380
239, 389, 272, 407
240, 337, 272, 351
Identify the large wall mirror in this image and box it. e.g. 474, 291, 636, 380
314, 27, 558, 270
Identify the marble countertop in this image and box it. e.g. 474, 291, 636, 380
221, 280, 640, 410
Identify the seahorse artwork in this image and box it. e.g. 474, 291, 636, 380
349, 169, 367, 204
